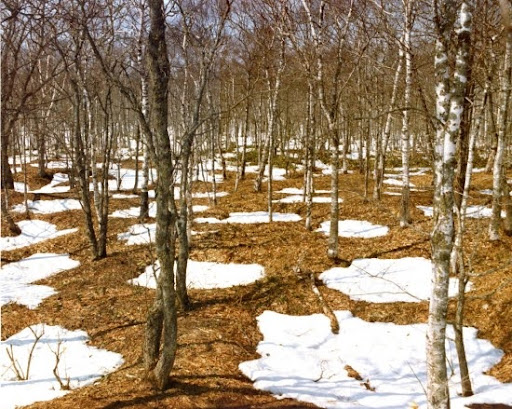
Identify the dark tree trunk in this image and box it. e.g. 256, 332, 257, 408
1, 124, 14, 189
143, 0, 178, 390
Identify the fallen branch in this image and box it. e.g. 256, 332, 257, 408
294, 257, 339, 334
309, 271, 340, 334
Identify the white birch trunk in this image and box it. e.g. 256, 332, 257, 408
489, 20, 512, 240
428, 2, 472, 408
400, 2, 413, 226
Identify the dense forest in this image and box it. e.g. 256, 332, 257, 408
1, 1, 512, 408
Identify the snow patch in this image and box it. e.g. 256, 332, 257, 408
0, 253, 80, 309
194, 211, 301, 224
320, 257, 469, 303
12, 199, 82, 214
130, 260, 265, 289
316, 220, 389, 239
1, 324, 123, 409
417, 205, 505, 218
1, 220, 77, 251
240, 310, 511, 409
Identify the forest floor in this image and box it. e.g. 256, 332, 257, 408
2, 161, 512, 409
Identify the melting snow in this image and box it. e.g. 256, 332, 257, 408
240, 310, 512, 409
0, 253, 80, 309
320, 257, 469, 303
417, 205, 505, 218
1, 324, 123, 409
195, 211, 301, 224
111, 203, 208, 218
12, 199, 82, 214
1, 220, 78, 251
274, 195, 342, 204
117, 223, 198, 245
316, 220, 389, 238
31, 173, 70, 194
130, 260, 265, 289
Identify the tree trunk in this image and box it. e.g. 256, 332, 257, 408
1, 123, 15, 189
400, 2, 413, 227
489, 22, 511, 240
143, 0, 178, 390
374, 47, 404, 201
328, 127, 340, 260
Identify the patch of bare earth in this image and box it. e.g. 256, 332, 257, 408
2, 164, 511, 408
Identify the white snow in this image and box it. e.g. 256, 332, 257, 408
384, 178, 415, 187
417, 205, 505, 218
0, 324, 124, 409
117, 223, 198, 245
30, 161, 68, 169
194, 211, 302, 224
274, 195, 342, 204
12, 199, 82, 214
130, 260, 265, 290
191, 191, 229, 199
31, 173, 70, 194
108, 167, 157, 191
13, 182, 30, 193
316, 220, 389, 239
112, 193, 139, 199
240, 310, 512, 409
111, 203, 208, 218
479, 189, 512, 196
0, 253, 80, 309
117, 223, 156, 245
320, 257, 469, 303
1, 220, 78, 252
241, 165, 287, 181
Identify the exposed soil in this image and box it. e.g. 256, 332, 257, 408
2, 163, 511, 408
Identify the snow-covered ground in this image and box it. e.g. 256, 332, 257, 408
117, 223, 198, 245
320, 257, 469, 303
239, 165, 287, 181
131, 260, 265, 289
479, 189, 512, 196
195, 211, 302, 224
417, 205, 505, 218
275, 188, 331, 195
110, 202, 208, 218
316, 220, 389, 239
30, 161, 69, 169
107, 167, 157, 191
112, 193, 139, 199
384, 178, 415, 187
1, 220, 78, 252
240, 310, 512, 409
0, 253, 80, 309
117, 223, 156, 245
1, 324, 123, 409
31, 173, 70, 194
13, 182, 30, 193
12, 199, 82, 214
274, 195, 342, 204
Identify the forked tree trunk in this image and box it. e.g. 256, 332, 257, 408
428, 2, 472, 408
451, 87, 486, 399
374, 52, 403, 201
143, 0, 178, 390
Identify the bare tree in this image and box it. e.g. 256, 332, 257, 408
489, 0, 512, 240
428, 1, 473, 408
